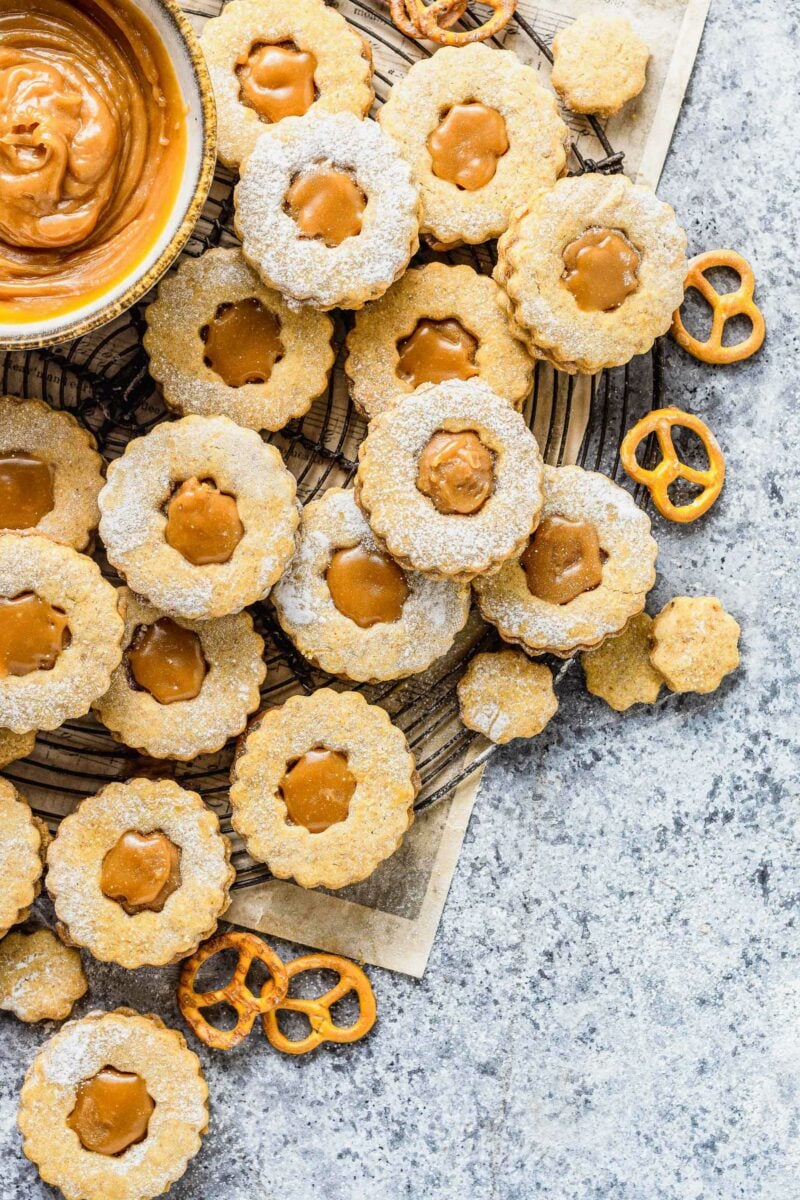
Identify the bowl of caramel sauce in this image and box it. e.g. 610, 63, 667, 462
0, 0, 216, 349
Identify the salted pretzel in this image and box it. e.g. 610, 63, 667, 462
620, 406, 725, 524
262, 953, 377, 1056
177, 931, 289, 1050
389, 0, 467, 38
671, 249, 765, 365
390, 0, 515, 44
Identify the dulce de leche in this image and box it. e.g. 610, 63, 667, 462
0, 0, 188, 323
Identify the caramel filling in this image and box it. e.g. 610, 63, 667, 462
417, 429, 494, 516
201, 298, 285, 388
100, 829, 182, 915
127, 618, 207, 705
285, 168, 366, 247
521, 515, 604, 605
562, 228, 641, 312
428, 102, 509, 191
165, 478, 244, 567
396, 318, 479, 390
236, 41, 317, 124
326, 544, 409, 628
67, 1067, 155, 1157
280, 748, 356, 834
0, 592, 69, 677
0, 453, 54, 529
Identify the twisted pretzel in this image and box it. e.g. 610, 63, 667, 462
671, 249, 765, 365
390, 0, 515, 45
389, 0, 467, 38
177, 931, 289, 1050
262, 953, 377, 1055
620, 407, 725, 524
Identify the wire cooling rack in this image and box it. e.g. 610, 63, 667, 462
0, 1, 663, 889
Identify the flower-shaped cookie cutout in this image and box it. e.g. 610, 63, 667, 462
551, 14, 650, 118
0, 929, 87, 1023
0, 780, 46, 939
581, 612, 663, 712
0, 728, 35, 768
650, 596, 740, 695
457, 650, 557, 744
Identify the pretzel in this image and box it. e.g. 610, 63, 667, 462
620, 406, 725, 524
391, 0, 515, 44
262, 953, 377, 1055
389, 0, 467, 37
671, 249, 765, 365
177, 931, 289, 1050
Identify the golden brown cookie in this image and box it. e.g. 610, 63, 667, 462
98, 415, 298, 620
200, 0, 374, 170
144, 248, 335, 432
230, 689, 418, 889
355, 379, 545, 582
345, 261, 534, 420
581, 612, 663, 711
46, 779, 234, 969
235, 112, 420, 311
378, 43, 569, 247
18, 1008, 208, 1200
0, 929, 87, 1023
0, 780, 46, 939
650, 596, 740, 695
495, 173, 687, 374
0, 728, 36, 768
457, 650, 557, 744
551, 14, 650, 118
474, 465, 658, 657
0, 398, 104, 550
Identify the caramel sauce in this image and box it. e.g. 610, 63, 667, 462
417, 430, 494, 515
67, 1067, 155, 1156
100, 829, 182, 915
0, 592, 69, 676
201, 298, 285, 388
396, 318, 479, 390
165, 478, 244, 567
326, 544, 409, 628
236, 41, 317, 124
0, 453, 54, 529
127, 618, 207, 705
0, 0, 188, 323
428, 103, 509, 191
562, 228, 641, 312
285, 168, 366, 247
521, 515, 604, 605
279, 748, 356, 834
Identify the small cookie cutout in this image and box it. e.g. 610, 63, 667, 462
0, 728, 36, 768
650, 596, 740, 695
457, 650, 557, 744
551, 14, 650, 118
0, 929, 87, 1023
581, 613, 663, 712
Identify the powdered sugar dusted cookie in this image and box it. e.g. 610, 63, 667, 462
551, 14, 649, 118
457, 650, 557, 744
0, 929, 87, 1023
0, 728, 36, 768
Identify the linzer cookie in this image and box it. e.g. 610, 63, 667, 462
93, 589, 266, 761
551, 14, 650, 118
0, 534, 124, 733
144, 248, 335, 432
0, 929, 87, 1023
355, 379, 544, 582
46, 778, 234, 969
474, 465, 658, 657
0, 780, 46, 939
378, 43, 569, 247
230, 689, 418, 890
200, 0, 373, 170
581, 612, 664, 712
495, 173, 687, 374
0, 398, 103, 550
235, 112, 419, 311
457, 650, 557, 744
650, 596, 740, 695
273, 488, 470, 682
345, 262, 534, 420
98, 415, 298, 620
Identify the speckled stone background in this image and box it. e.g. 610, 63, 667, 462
2, 1, 798, 1196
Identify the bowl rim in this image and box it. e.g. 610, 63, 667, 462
0, 0, 218, 353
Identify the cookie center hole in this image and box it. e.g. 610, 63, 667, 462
164, 477, 244, 566
279, 747, 356, 833
562, 227, 641, 312
236, 40, 318, 124
67, 1067, 155, 1157
0, 452, 54, 530
100, 829, 182, 915
428, 101, 509, 191
127, 618, 208, 705
521, 515, 605, 605
0, 591, 70, 678
416, 428, 495, 516
200, 298, 285, 388
396, 318, 479, 389
284, 166, 366, 248
326, 544, 410, 628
